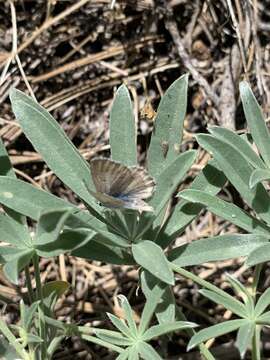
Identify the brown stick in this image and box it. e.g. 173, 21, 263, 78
30, 36, 162, 83
164, 6, 219, 107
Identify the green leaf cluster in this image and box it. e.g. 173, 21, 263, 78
2, 74, 270, 358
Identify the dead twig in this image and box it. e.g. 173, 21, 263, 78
30, 36, 163, 83
219, 44, 242, 130
164, 5, 219, 108
226, 0, 248, 75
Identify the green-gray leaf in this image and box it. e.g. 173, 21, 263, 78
110, 84, 137, 166
148, 74, 188, 178
0, 213, 31, 248
142, 321, 196, 341
169, 234, 269, 266
9, 89, 96, 206
188, 319, 247, 350
246, 243, 270, 267
179, 189, 270, 236
236, 321, 255, 359
158, 159, 226, 248
249, 168, 270, 188
35, 208, 73, 245
209, 126, 266, 169
240, 81, 270, 168
3, 249, 34, 284
196, 134, 270, 225
132, 241, 174, 285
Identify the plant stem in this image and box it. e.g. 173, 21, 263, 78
251, 264, 263, 298
175, 307, 215, 360
0, 317, 29, 359
251, 264, 263, 360
32, 254, 46, 360
171, 264, 231, 298
251, 325, 261, 360
24, 265, 34, 304
33, 254, 43, 302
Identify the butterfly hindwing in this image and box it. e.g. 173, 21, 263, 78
122, 166, 155, 199
88, 190, 126, 208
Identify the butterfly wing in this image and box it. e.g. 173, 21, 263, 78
90, 158, 121, 194
89, 190, 126, 208
121, 166, 155, 200
121, 197, 154, 212
90, 158, 155, 211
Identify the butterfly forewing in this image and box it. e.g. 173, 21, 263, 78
90, 158, 120, 194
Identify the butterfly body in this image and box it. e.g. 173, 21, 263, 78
89, 158, 155, 212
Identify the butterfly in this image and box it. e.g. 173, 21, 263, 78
89, 158, 155, 212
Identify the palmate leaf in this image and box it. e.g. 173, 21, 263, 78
196, 134, 270, 225
110, 84, 137, 166
0, 176, 134, 263
107, 313, 134, 339
118, 295, 137, 336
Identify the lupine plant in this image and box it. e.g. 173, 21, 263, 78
178, 82, 270, 359
0, 75, 270, 358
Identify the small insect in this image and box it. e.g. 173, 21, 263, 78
89, 158, 155, 212
140, 99, 157, 122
